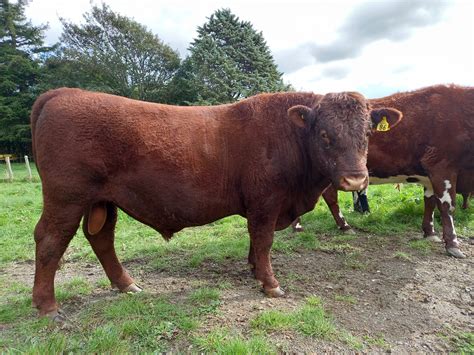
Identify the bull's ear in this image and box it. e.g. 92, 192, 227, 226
370, 107, 403, 132
288, 105, 314, 128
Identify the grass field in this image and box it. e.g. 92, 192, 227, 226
1, 162, 473, 353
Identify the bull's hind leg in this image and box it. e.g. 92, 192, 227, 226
429, 172, 465, 258
422, 191, 442, 242
83, 202, 141, 293
462, 193, 470, 209
33, 204, 83, 319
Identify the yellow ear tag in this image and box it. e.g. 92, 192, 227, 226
376, 116, 390, 132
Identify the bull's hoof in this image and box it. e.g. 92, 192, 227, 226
342, 228, 356, 235
446, 247, 466, 259
121, 283, 143, 293
42, 309, 72, 328
425, 235, 442, 243
264, 286, 285, 298
46, 309, 66, 322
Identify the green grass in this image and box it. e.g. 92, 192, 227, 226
2, 292, 199, 353
189, 287, 222, 315
193, 328, 276, 354
0, 277, 95, 324
299, 183, 473, 237
408, 239, 435, 254
342, 252, 368, 270
334, 294, 357, 304
1, 163, 473, 270
1, 163, 473, 352
393, 251, 412, 261
450, 332, 474, 354
251, 297, 390, 351
363, 335, 389, 349
95, 277, 111, 289
251, 296, 338, 340
251, 295, 366, 350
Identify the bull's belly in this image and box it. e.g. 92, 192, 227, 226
110, 180, 241, 236
369, 175, 434, 196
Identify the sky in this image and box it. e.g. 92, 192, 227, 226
25, 0, 474, 98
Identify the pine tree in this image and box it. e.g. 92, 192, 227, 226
0, 0, 51, 155
170, 8, 290, 105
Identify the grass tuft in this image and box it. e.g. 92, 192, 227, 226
251, 296, 337, 340
408, 239, 434, 254
450, 331, 474, 354
193, 328, 275, 354
334, 294, 357, 304
189, 287, 221, 315
393, 251, 412, 261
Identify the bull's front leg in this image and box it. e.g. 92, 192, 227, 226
430, 173, 465, 258
290, 185, 352, 233
323, 185, 353, 232
247, 211, 284, 297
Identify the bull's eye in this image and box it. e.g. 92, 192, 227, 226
320, 130, 330, 148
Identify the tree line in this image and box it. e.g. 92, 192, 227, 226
0, 1, 291, 155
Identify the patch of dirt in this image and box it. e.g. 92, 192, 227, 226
5, 234, 474, 352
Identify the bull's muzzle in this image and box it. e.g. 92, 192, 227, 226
338, 175, 369, 191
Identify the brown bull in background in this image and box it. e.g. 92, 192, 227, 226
31, 88, 401, 321
292, 85, 474, 258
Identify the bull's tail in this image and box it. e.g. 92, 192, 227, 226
30, 89, 65, 163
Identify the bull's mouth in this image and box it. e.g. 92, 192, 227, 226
335, 174, 369, 191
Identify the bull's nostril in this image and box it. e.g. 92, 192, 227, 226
339, 175, 369, 191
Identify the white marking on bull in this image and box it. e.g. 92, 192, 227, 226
448, 215, 458, 243
338, 211, 344, 220
439, 180, 454, 211
295, 222, 302, 230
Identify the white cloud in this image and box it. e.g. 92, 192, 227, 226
25, 0, 474, 98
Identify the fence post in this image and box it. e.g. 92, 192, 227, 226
25, 155, 33, 181
5, 156, 13, 182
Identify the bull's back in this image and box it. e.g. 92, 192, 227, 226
34, 89, 233, 173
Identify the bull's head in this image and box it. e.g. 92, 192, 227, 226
288, 92, 402, 191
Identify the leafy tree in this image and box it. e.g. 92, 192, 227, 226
170, 8, 290, 105
49, 4, 181, 102
0, 0, 52, 155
